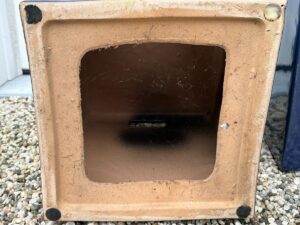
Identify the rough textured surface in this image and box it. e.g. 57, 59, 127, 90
20, 1, 286, 218
0, 96, 299, 224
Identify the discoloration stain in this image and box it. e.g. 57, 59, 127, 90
127, 0, 135, 7
264, 4, 281, 21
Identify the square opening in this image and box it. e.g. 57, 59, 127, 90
80, 43, 226, 183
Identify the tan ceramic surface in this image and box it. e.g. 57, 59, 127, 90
20, 0, 286, 221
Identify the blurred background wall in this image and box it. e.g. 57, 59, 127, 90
0, 0, 28, 86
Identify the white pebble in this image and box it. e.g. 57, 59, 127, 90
66, 222, 76, 225
268, 217, 275, 223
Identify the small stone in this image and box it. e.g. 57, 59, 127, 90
266, 203, 274, 211
66, 222, 76, 225
256, 206, 263, 213
268, 218, 276, 223
45, 222, 55, 225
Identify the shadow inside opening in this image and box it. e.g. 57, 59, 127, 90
80, 43, 226, 183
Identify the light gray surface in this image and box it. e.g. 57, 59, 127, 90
0, 75, 32, 97
272, 71, 291, 97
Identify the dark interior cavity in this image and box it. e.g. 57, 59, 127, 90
80, 43, 226, 183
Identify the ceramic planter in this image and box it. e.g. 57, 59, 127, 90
20, 0, 286, 221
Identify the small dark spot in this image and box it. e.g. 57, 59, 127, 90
119, 113, 208, 146
45, 208, 61, 221
236, 205, 251, 219
120, 127, 185, 146
25, 5, 42, 24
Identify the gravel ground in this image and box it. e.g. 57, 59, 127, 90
0, 97, 299, 225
